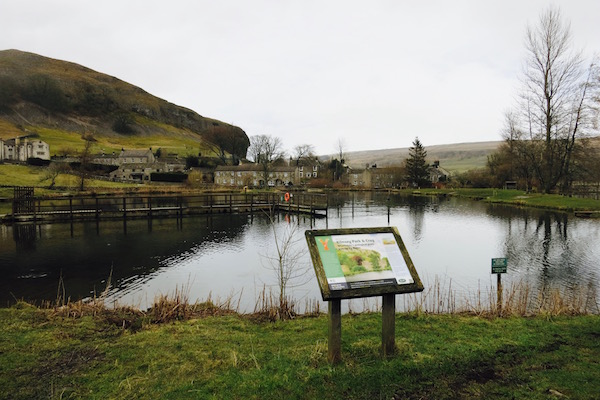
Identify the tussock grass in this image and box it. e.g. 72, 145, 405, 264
402, 277, 599, 317
42, 274, 598, 332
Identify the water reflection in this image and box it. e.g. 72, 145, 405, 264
1, 192, 598, 313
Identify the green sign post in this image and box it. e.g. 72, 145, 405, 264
491, 258, 508, 315
491, 258, 508, 274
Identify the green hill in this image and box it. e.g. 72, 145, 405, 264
344, 141, 502, 174
0, 49, 248, 158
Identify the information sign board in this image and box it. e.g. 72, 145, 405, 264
305, 227, 423, 300
491, 258, 508, 274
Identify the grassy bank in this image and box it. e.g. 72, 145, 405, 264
409, 188, 600, 213
1, 302, 599, 399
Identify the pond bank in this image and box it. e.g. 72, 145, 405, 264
405, 188, 600, 215
1, 304, 599, 399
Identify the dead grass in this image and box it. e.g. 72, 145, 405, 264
32, 273, 598, 333
403, 277, 600, 317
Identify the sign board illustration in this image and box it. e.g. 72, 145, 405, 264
305, 227, 423, 300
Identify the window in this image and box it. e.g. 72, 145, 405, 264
313, 171, 317, 177
299, 172, 303, 178
313, 165, 318, 171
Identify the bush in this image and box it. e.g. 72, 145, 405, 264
112, 112, 135, 134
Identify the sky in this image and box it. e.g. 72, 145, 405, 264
1, 1, 599, 156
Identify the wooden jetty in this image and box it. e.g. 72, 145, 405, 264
4, 191, 328, 223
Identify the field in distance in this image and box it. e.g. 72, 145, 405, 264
343, 140, 502, 173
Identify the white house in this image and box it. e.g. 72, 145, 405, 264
0, 137, 50, 161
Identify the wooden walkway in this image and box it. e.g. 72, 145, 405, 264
4, 192, 328, 223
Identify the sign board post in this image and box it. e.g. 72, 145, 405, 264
306, 227, 423, 363
491, 258, 507, 315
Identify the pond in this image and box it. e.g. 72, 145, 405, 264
1, 192, 598, 313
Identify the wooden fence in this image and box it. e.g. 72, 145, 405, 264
6, 192, 328, 223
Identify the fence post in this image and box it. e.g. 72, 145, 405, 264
328, 299, 342, 364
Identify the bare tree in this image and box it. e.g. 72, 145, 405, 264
335, 137, 346, 164
78, 135, 95, 191
512, 7, 596, 193
40, 162, 68, 189
248, 134, 285, 186
261, 213, 310, 319
203, 125, 249, 165
292, 144, 315, 165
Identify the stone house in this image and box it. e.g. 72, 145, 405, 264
215, 164, 296, 187
429, 161, 449, 184
109, 163, 166, 182
92, 148, 156, 166
296, 159, 322, 184
346, 166, 404, 189
0, 137, 50, 161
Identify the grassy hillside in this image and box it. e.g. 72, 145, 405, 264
0, 49, 248, 158
345, 141, 502, 173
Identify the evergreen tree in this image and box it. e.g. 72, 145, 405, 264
405, 137, 430, 187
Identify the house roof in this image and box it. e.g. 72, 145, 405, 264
119, 149, 153, 158
215, 164, 296, 173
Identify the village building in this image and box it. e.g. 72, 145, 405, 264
296, 158, 322, 185
214, 160, 322, 188
110, 163, 164, 181
429, 161, 449, 184
92, 148, 156, 166
215, 164, 295, 187
0, 137, 50, 162
94, 148, 186, 182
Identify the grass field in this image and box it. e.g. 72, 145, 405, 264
1, 303, 598, 400
28, 125, 209, 158
409, 188, 600, 213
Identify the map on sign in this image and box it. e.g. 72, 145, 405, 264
315, 233, 415, 291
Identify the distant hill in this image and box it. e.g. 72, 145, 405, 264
0, 49, 248, 158
343, 141, 502, 173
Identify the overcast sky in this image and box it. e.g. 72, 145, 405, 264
1, 1, 599, 155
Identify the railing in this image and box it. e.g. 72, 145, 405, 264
6, 192, 328, 222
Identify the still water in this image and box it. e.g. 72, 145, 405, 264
1, 192, 599, 312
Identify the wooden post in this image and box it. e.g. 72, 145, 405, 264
497, 273, 502, 316
95, 197, 100, 220
382, 293, 396, 357
148, 196, 152, 219
69, 197, 73, 222
328, 299, 342, 364
122, 197, 127, 220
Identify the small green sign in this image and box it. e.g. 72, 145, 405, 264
491, 258, 508, 274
